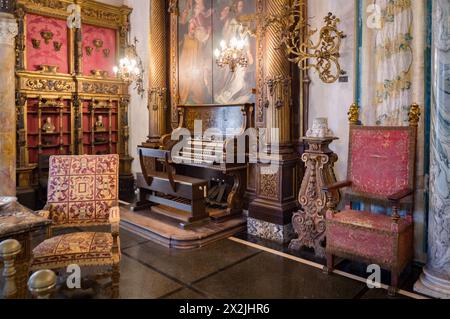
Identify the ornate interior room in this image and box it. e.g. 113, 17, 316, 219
0, 0, 449, 300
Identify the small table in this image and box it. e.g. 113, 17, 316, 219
0, 197, 51, 298
289, 137, 340, 257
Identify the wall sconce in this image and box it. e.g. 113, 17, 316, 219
214, 37, 248, 73
235, 0, 346, 84
113, 37, 145, 98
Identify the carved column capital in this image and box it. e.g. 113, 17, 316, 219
0, 13, 17, 46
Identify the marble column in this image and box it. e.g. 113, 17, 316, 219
414, 0, 450, 299
0, 12, 18, 196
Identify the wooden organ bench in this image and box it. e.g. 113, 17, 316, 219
135, 103, 255, 228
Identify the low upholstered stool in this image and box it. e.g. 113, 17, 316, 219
31, 155, 121, 298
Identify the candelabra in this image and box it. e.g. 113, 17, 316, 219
113, 37, 145, 97
214, 37, 248, 73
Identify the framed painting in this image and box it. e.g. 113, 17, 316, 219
170, 0, 260, 125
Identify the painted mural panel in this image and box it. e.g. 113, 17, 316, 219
177, 0, 256, 105
178, 0, 213, 104
213, 0, 256, 104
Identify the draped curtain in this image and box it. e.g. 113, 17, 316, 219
361, 0, 425, 126
359, 0, 427, 261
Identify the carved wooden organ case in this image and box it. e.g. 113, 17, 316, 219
14, 0, 133, 197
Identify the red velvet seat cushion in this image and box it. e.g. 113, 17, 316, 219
331, 210, 411, 233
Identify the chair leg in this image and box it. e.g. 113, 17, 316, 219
323, 253, 334, 275
111, 263, 120, 299
388, 271, 399, 297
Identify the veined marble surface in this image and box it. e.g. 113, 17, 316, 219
415, 0, 450, 299
247, 217, 294, 244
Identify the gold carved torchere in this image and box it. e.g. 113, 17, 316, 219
289, 137, 340, 257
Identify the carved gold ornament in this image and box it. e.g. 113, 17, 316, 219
277, 5, 346, 84
53, 41, 62, 51
237, 0, 346, 84
85, 46, 93, 56
40, 30, 53, 44
26, 79, 72, 92
39, 64, 58, 73
103, 48, 110, 58
408, 103, 421, 127
348, 103, 360, 125
93, 38, 103, 50
32, 38, 41, 49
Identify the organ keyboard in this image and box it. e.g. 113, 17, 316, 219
135, 103, 254, 227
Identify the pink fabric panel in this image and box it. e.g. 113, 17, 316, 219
328, 223, 394, 265
26, 14, 69, 73
82, 24, 117, 77
349, 128, 412, 197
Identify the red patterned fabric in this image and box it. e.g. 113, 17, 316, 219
81, 24, 117, 77
327, 222, 395, 265
47, 155, 119, 226
349, 128, 412, 197
332, 210, 411, 233
26, 14, 69, 73
32, 232, 116, 269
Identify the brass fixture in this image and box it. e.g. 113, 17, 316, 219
103, 48, 110, 58
53, 41, 62, 52
93, 39, 103, 50
40, 30, 53, 44
32, 38, 41, 49
85, 46, 93, 56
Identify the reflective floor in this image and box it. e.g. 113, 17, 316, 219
92, 229, 419, 299
21, 223, 425, 299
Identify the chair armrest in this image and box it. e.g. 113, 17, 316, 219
109, 207, 120, 255
322, 180, 352, 192
109, 206, 121, 234
36, 210, 51, 220
388, 189, 414, 203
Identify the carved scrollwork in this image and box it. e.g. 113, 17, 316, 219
81, 82, 119, 95
290, 138, 339, 257
259, 170, 279, 199
25, 79, 73, 92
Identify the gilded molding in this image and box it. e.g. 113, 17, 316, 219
81, 82, 119, 95
25, 78, 73, 92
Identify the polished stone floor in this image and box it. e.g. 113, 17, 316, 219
20, 221, 425, 299
75, 228, 418, 299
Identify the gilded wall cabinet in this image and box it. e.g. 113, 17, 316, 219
15, 0, 133, 202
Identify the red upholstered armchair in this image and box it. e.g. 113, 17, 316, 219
30, 155, 121, 298
323, 104, 420, 296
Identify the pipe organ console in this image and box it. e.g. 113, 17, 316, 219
135, 103, 255, 228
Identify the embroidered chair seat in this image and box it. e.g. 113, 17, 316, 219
330, 210, 411, 233
32, 232, 119, 270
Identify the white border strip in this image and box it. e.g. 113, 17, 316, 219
229, 236, 429, 300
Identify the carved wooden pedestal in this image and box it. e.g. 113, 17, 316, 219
289, 137, 339, 257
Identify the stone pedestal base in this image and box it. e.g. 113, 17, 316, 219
414, 268, 450, 299
247, 217, 294, 244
